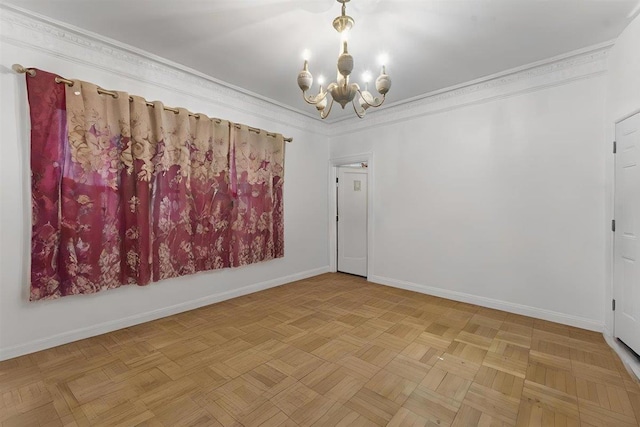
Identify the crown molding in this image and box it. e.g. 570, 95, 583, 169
0, 3, 612, 139
0, 4, 328, 137
327, 42, 612, 136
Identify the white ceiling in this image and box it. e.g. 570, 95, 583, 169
4, 0, 639, 121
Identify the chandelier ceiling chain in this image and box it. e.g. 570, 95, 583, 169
297, 0, 391, 119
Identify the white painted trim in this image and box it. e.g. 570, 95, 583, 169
327, 40, 613, 127
610, 111, 640, 355
369, 274, 604, 332
327, 45, 610, 135
329, 153, 375, 279
0, 4, 326, 136
609, 118, 618, 342
328, 167, 338, 273
0, 3, 613, 136
615, 107, 640, 124
0, 266, 330, 361
603, 333, 640, 381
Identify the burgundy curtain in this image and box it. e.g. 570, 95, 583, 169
230, 126, 285, 266
26, 70, 284, 301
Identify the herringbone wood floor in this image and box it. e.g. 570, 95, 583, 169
1, 273, 639, 426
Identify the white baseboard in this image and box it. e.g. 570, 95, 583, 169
603, 331, 640, 381
0, 266, 330, 361
368, 275, 604, 332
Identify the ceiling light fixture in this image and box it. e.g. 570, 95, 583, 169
297, 0, 391, 119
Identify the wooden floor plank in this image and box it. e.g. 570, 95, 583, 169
1, 273, 637, 426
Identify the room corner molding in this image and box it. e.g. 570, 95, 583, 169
0, 4, 327, 137
0, 3, 613, 139
0, 266, 331, 361
369, 274, 604, 332
327, 42, 612, 135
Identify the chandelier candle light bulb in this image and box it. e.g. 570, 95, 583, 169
340, 28, 350, 43
296, 0, 391, 119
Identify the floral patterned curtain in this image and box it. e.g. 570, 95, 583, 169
230, 126, 285, 267
26, 70, 284, 301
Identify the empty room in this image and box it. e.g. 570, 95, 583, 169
1, 0, 639, 425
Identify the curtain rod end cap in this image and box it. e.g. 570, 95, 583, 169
12, 64, 35, 76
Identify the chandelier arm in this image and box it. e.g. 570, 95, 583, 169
302, 91, 320, 105
356, 89, 386, 108
303, 82, 338, 105
313, 90, 331, 104
351, 99, 367, 118
320, 98, 335, 120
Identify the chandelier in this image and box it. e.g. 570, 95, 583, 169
296, 0, 391, 119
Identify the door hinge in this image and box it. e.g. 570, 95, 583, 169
613, 140, 617, 154
336, 215, 339, 222
612, 299, 616, 311
612, 219, 616, 232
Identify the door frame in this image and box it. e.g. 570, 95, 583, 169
612, 107, 640, 339
329, 152, 374, 278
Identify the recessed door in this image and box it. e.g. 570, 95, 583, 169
614, 112, 640, 355
337, 166, 368, 277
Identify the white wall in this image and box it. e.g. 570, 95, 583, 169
0, 7, 330, 360
330, 57, 608, 330
607, 14, 640, 123
1, 6, 633, 361
604, 13, 640, 336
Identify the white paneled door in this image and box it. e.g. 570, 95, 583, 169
337, 166, 368, 277
614, 112, 640, 355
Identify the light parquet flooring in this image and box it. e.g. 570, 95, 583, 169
1, 273, 639, 426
